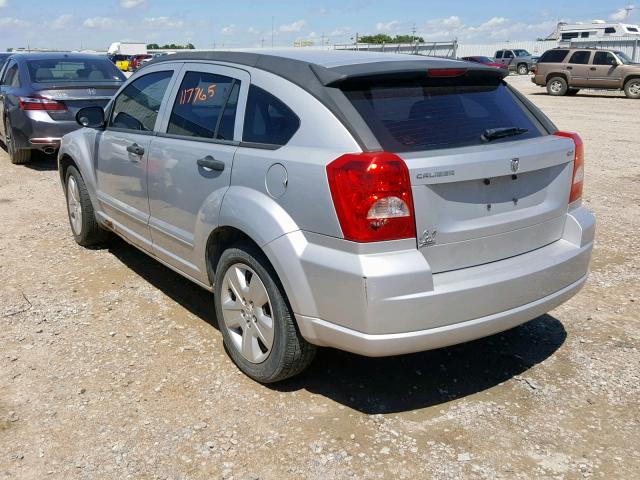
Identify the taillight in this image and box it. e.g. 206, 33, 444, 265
19, 96, 66, 111
554, 131, 584, 203
326, 152, 416, 242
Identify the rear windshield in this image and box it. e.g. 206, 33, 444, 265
27, 58, 125, 83
342, 77, 542, 153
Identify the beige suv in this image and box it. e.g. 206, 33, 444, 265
532, 47, 640, 99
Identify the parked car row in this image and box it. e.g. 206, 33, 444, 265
461, 49, 538, 74
107, 52, 170, 72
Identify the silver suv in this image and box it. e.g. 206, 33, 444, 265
58, 51, 595, 382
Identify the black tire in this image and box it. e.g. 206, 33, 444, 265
4, 119, 32, 165
64, 166, 109, 247
517, 63, 529, 75
624, 78, 640, 99
567, 88, 580, 96
214, 242, 316, 383
547, 77, 568, 96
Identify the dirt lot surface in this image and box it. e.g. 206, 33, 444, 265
1, 75, 639, 479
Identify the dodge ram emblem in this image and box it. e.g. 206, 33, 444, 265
510, 158, 520, 173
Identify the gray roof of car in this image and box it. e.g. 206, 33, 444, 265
11, 52, 109, 61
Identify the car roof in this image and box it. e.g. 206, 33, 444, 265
13, 52, 109, 61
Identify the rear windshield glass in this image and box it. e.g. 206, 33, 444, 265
342, 77, 541, 153
27, 59, 125, 83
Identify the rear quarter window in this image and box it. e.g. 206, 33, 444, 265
342, 77, 542, 153
243, 85, 300, 146
538, 50, 569, 63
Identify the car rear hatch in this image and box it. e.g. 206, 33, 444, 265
34, 82, 121, 121
339, 65, 574, 273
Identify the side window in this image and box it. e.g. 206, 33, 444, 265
503, 51, 514, 59
580, 32, 590, 38
568, 51, 591, 64
561, 32, 580, 40
538, 49, 569, 63
2, 64, 19, 87
110, 70, 173, 132
593, 52, 616, 66
243, 86, 300, 146
167, 71, 237, 140
495, 51, 503, 59
604, 27, 616, 34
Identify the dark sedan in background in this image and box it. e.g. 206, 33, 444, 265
0, 53, 125, 164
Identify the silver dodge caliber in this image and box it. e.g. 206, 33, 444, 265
58, 51, 595, 382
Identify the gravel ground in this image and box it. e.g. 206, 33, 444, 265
1, 75, 639, 479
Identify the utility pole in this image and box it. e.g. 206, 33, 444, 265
261, 38, 265, 48
271, 16, 274, 48
625, 3, 634, 20
321, 32, 325, 47
412, 23, 416, 43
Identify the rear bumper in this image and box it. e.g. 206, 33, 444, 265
11, 110, 78, 150
296, 274, 586, 356
265, 207, 594, 357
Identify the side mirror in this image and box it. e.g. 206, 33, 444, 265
76, 106, 105, 129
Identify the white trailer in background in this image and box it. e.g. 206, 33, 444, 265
107, 42, 147, 56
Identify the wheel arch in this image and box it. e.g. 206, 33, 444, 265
546, 72, 568, 84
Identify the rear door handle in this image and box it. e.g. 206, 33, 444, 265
197, 156, 225, 172
126, 143, 145, 156
590, 67, 597, 71
566, 66, 573, 70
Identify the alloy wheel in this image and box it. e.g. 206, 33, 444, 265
550, 80, 563, 94
629, 81, 640, 97
67, 176, 83, 236
221, 263, 275, 363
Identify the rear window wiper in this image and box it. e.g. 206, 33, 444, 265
481, 127, 528, 142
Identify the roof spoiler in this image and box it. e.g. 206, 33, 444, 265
310, 60, 508, 87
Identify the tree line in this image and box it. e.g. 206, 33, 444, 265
147, 43, 196, 50
358, 34, 425, 44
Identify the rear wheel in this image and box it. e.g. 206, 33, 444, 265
65, 166, 109, 246
547, 77, 568, 96
517, 63, 529, 75
214, 242, 316, 383
4, 119, 32, 165
567, 88, 580, 96
624, 78, 640, 99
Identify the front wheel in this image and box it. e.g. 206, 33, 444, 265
65, 166, 109, 246
624, 79, 640, 99
547, 77, 568, 96
517, 63, 529, 75
214, 243, 316, 383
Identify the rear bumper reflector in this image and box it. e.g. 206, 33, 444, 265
29, 137, 62, 145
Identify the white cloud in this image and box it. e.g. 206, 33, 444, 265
221, 24, 236, 35
142, 16, 185, 29
376, 20, 399, 32
279, 19, 306, 33
83, 17, 115, 29
120, 0, 147, 8
247, 26, 260, 35
0, 0, 8, 8
610, 8, 631, 21
415, 16, 557, 42
49, 14, 73, 30
0, 17, 29, 28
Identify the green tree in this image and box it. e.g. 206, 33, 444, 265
146, 43, 160, 49
358, 34, 424, 44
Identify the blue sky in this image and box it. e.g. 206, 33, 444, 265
0, 0, 636, 51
